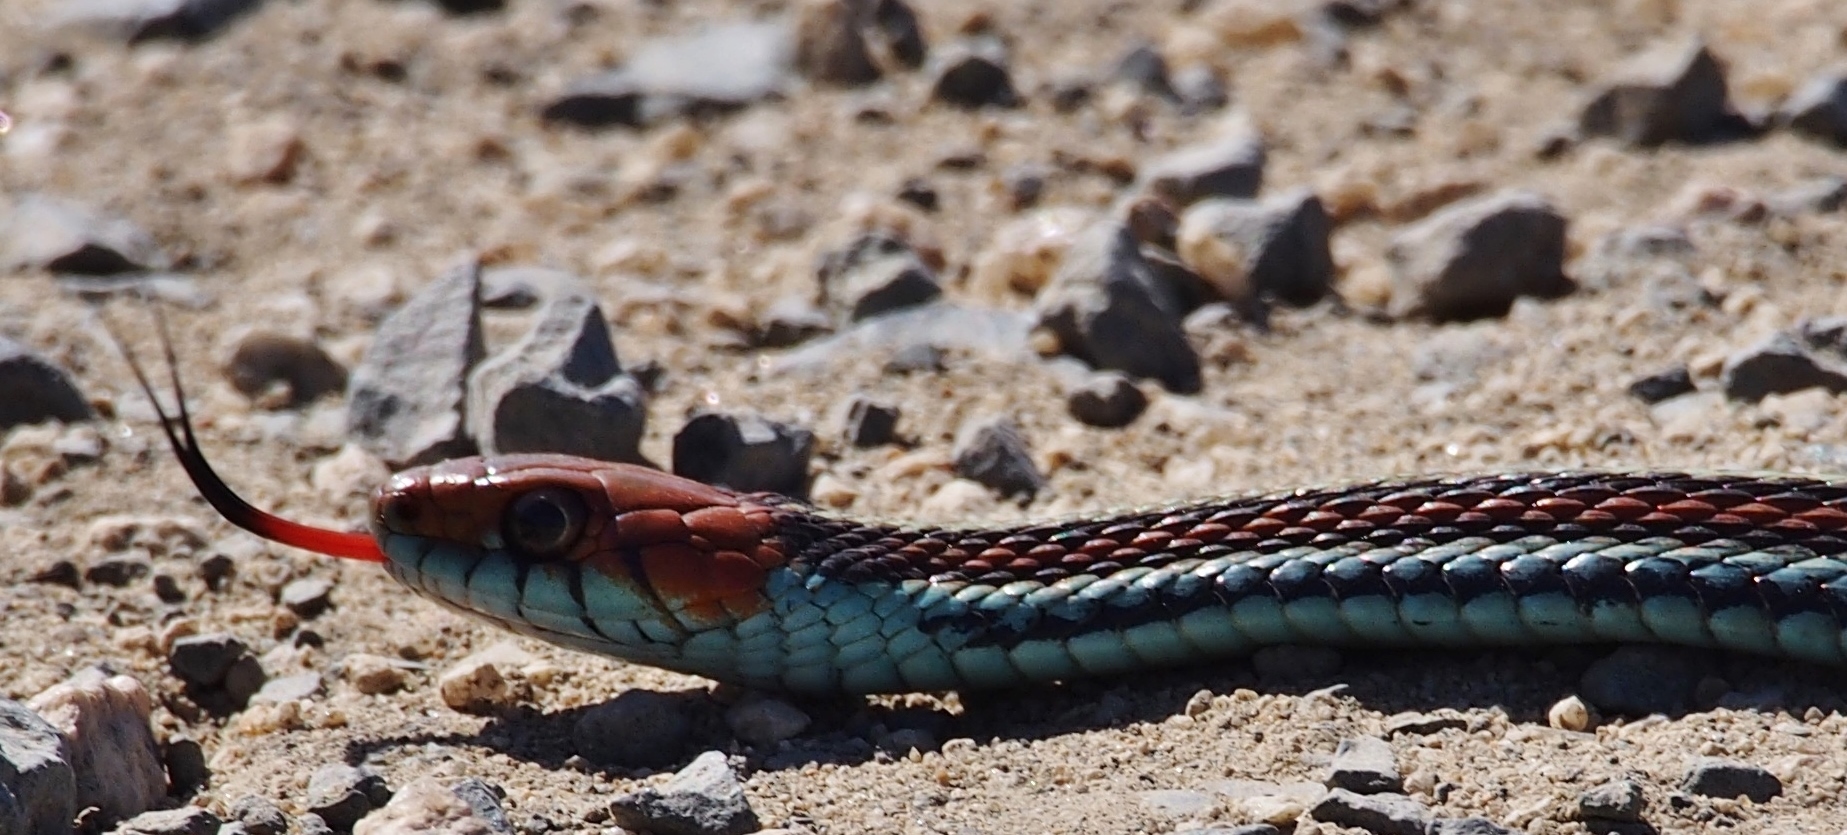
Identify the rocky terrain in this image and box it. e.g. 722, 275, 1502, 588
5, 0, 1847, 833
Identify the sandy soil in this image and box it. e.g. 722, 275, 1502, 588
6, 0, 1847, 833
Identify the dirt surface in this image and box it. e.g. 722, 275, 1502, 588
6, 0, 1847, 833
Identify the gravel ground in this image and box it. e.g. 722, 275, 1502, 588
5, 0, 1847, 833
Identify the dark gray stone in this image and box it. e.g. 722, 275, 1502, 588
843, 398, 900, 447
815, 233, 942, 321
1382, 711, 1470, 737
305, 764, 391, 832
84, 553, 150, 587
1180, 188, 1334, 306
1326, 736, 1402, 794
1580, 39, 1731, 146
724, 697, 811, 747
930, 37, 1020, 109
1036, 223, 1201, 393
1066, 372, 1147, 428
1579, 645, 1700, 715
450, 778, 514, 834
793, 0, 924, 85
1721, 327, 1847, 402
114, 807, 222, 835
279, 577, 334, 619
1781, 71, 1847, 146
951, 416, 1044, 499
1114, 43, 1176, 100
1386, 190, 1571, 320
1681, 758, 1781, 802
346, 261, 485, 467
756, 297, 834, 348
2, 193, 165, 276
609, 751, 760, 835
466, 285, 647, 463
671, 412, 813, 496
1577, 778, 1645, 822
1308, 789, 1431, 835
47, 0, 263, 42
0, 336, 96, 429
572, 691, 693, 769
221, 655, 267, 711
542, 22, 794, 128
0, 699, 76, 835
1139, 115, 1265, 205
162, 735, 207, 796
230, 795, 290, 835
1628, 366, 1696, 404
224, 332, 346, 407
168, 634, 249, 689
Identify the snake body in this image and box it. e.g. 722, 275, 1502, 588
366, 460, 1847, 694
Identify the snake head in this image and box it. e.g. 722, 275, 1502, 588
369, 455, 793, 670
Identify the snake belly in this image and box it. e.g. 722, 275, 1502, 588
384, 470, 1847, 694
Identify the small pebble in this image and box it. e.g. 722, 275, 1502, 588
1547, 695, 1594, 732
230, 795, 290, 835
279, 577, 335, 619
1627, 366, 1695, 404
1066, 371, 1148, 428
951, 415, 1044, 499
1577, 779, 1645, 823
305, 764, 392, 832
608, 751, 760, 835
842, 398, 900, 447
1326, 736, 1403, 794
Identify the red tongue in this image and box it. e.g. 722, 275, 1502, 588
111, 311, 387, 564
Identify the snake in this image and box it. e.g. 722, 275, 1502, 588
117, 340, 1847, 695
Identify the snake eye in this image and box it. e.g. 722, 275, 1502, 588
503, 487, 587, 558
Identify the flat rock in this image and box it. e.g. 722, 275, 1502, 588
1176, 188, 1333, 306
1309, 789, 1431, 835
1780, 70, 1847, 146
0, 699, 75, 835
249, 672, 322, 705
306, 764, 392, 832
1580, 38, 1732, 146
572, 690, 693, 769
1, 193, 168, 275
1576, 778, 1645, 822
1720, 321, 1847, 402
466, 284, 647, 463
0, 336, 95, 430
115, 807, 222, 835
671, 412, 814, 495
542, 21, 795, 128
26, 672, 165, 826
43, 0, 263, 42
345, 261, 486, 467
769, 303, 1034, 376
951, 415, 1044, 499
1326, 736, 1402, 794
1138, 113, 1265, 206
1386, 189, 1571, 320
609, 751, 760, 835
229, 796, 290, 835
1036, 223, 1201, 393
815, 232, 943, 321
1627, 365, 1696, 404
1681, 758, 1781, 802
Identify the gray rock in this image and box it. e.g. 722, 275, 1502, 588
0, 193, 168, 275
930, 37, 1020, 109
1721, 327, 1847, 402
114, 807, 222, 835
1386, 190, 1571, 320
168, 634, 249, 689
1681, 758, 1780, 802
671, 412, 814, 495
230, 795, 289, 835
0, 699, 75, 835
1628, 366, 1696, 404
572, 690, 692, 768
1326, 736, 1402, 794
755, 296, 834, 348
882, 342, 946, 374
45, 0, 262, 42
466, 286, 647, 463
1577, 778, 1645, 822
162, 735, 207, 796
951, 416, 1044, 499
1580, 39, 1731, 146
1171, 64, 1230, 115
769, 303, 1034, 377
249, 672, 322, 705
815, 232, 943, 321
0, 337, 95, 430
792, 0, 926, 85
1382, 711, 1469, 737
1781, 71, 1847, 146
1427, 818, 1515, 835
1178, 188, 1334, 306
346, 261, 485, 467
875, 727, 937, 755
1139, 114, 1265, 205
305, 764, 391, 832
220, 656, 267, 712
297, 812, 334, 835
450, 778, 514, 834
224, 332, 346, 407
26, 673, 165, 827
1114, 43, 1176, 100
724, 697, 811, 747
1036, 223, 1201, 393
1066, 372, 1147, 428
84, 553, 150, 587
842, 398, 900, 447
609, 751, 760, 835
1308, 789, 1431, 835
279, 577, 334, 619
542, 22, 794, 128
1579, 645, 1699, 715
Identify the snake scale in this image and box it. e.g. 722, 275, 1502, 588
121, 343, 1847, 694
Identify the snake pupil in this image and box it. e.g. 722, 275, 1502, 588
505, 488, 586, 557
